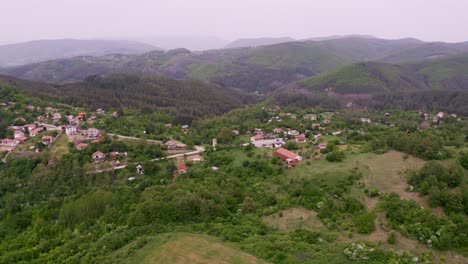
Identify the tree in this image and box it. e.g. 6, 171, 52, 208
242, 197, 256, 214
326, 150, 345, 162
459, 151, 468, 169
218, 127, 232, 144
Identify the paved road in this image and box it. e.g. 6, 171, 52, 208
90, 145, 205, 173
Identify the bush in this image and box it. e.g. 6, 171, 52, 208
326, 150, 345, 162
387, 231, 397, 244
355, 212, 376, 234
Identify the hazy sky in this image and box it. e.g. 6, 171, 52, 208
2, 0, 467, 43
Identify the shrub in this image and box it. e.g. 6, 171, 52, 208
326, 150, 345, 162
355, 212, 376, 234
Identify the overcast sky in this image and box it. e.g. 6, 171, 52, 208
2, 0, 467, 44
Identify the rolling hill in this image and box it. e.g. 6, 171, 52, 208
4, 37, 468, 93
0, 39, 158, 67
0, 74, 250, 123
299, 53, 468, 94
272, 53, 468, 114
225, 37, 295, 48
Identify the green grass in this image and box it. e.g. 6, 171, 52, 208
116, 233, 268, 264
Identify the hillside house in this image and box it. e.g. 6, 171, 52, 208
254, 128, 263, 134
92, 151, 106, 161
14, 130, 25, 139
317, 143, 328, 149
23, 124, 36, 132
41, 136, 54, 145
53, 113, 62, 121
252, 138, 285, 148
65, 125, 77, 135
310, 115, 317, 121
30, 127, 44, 137
87, 128, 100, 138
78, 112, 87, 120
295, 135, 307, 143
164, 123, 172, 128
231, 130, 240, 135
181, 125, 189, 134
287, 130, 300, 136
273, 128, 283, 134
111, 111, 119, 118
75, 142, 88, 150
313, 133, 322, 139
69, 117, 79, 125
178, 164, 187, 174
96, 108, 105, 115
15, 136, 28, 144
274, 148, 302, 166
1, 139, 18, 148
251, 134, 264, 142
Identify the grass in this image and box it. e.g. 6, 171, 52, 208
49, 133, 70, 159
117, 233, 268, 264
262, 207, 323, 232
286, 149, 371, 184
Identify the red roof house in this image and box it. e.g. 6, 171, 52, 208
15, 136, 28, 144
14, 130, 25, 139
178, 164, 187, 174
41, 136, 54, 145
92, 151, 106, 161
295, 134, 307, 143
30, 127, 44, 137
317, 143, 328, 149
274, 148, 302, 165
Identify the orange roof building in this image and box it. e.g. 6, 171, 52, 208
274, 148, 302, 165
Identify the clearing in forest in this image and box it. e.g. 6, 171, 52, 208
262, 207, 323, 231
120, 233, 268, 264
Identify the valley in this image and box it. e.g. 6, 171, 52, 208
0, 35, 467, 264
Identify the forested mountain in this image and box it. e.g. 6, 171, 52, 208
3, 37, 468, 93
0, 39, 157, 67
224, 37, 295, 48
273, 54, 468, 115
0, 74, 249, 123
300, 53, 468, 94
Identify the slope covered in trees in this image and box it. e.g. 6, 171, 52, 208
300, 53, 468, 94
3, 37, 468, 92
0, 74, 249, 123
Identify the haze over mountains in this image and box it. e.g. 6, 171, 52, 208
0, 39, 158, 67
1, 35, 468, 116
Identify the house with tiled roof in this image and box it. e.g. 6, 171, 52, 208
274, 148, 302, 166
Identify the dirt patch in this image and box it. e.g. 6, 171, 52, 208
262, 207, 323, 231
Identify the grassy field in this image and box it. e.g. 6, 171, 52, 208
262, 207, 323, 232
118, 233, 268, 264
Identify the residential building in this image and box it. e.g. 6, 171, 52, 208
30, 127, 44, 137
295, 134, 307, 143
41, 136, 54, 145
14, 130, 25, 139
178, 164, 187, 174
274, 148, 302, 165
65, 126, 77, 135
92, 151, 106, 161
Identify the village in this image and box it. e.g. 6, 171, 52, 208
0, 100, 463, 180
